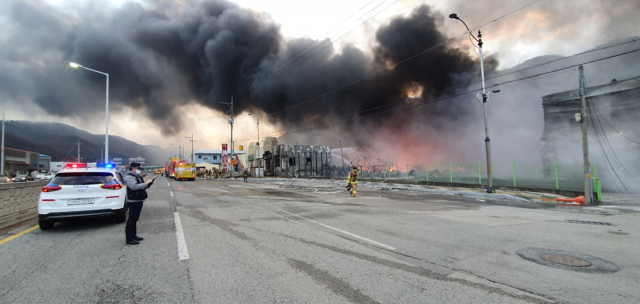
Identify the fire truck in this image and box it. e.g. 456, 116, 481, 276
165, 159, 178, 178
174, 161, 196, 181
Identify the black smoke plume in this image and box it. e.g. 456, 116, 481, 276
1, 0, 492, 143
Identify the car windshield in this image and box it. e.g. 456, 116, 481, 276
52, 172, 114, 185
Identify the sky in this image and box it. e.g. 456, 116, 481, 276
1, 0, 639, 165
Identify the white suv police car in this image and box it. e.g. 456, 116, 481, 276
38, 163, 127, 230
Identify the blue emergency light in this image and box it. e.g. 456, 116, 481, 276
97, 163, 116, 169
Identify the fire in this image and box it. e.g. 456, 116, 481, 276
405, 84, 424, 99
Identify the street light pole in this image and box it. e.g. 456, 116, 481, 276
449, 14, 496, 193
219, 96, 234, 173
70, 62, 109, 164
248, 113, 260, 177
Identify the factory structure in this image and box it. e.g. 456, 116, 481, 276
540, 75, 640, 191
246, 137, 332, 177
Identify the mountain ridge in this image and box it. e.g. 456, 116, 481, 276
1, 120, 173, 165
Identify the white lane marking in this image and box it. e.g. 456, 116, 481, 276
279, 209, 396, 251
167, 183, 170, 186
170, 190, 174, 197
174, 212, 190, 261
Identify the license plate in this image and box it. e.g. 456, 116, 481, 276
67, 199, 95, 205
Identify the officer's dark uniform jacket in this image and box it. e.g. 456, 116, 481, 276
124, 171, 149, 202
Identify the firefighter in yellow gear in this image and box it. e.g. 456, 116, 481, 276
347, 166, 361, 197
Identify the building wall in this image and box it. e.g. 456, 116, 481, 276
2, 148, 40, 176
39, 155, 51, 173
195, 152, 222, 165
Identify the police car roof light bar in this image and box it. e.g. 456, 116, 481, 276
66, 163, 87, 168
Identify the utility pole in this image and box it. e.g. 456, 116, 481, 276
449, 14, 495, 193
579, 65, 593, 204
248, 113, 260, 170
1, 113, 5, 176
219, 95, 234, 173
75, 139, 82, 162
185, 133, 196, 163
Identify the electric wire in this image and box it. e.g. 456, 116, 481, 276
202, 63, 574, 149
587, 97, 634, 193
586, 96, 626, 193
262, 0, 399, 81
584, 77, 639, 194
203, 47, 640, 150
203, 0, 551, 143
61, 144, 79, 163
592, 112, 640, 145
263, 0, 379, 76
266, 0, 545, 116
325, 38, 640, 122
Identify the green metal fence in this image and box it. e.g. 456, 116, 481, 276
405, 162, 587, 191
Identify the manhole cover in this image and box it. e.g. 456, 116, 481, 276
517, 248, 619, 273
566, 219, 614, 226
539, 254, 592, 267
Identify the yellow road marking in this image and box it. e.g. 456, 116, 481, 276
0, 225, 39, 245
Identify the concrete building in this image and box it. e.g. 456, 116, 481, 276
195, 150, 247, 170
2, 147, 40, 176
540, 76, 640, 189
38, 154, 51, 173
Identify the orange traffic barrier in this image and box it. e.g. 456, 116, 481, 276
555, 196, 586, 205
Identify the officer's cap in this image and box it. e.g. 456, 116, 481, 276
130, 162, 142, 169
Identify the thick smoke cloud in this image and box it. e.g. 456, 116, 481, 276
1, 0, 491, 142
2, 0, 639, 184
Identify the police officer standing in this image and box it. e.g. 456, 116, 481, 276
124, 162, 154, 245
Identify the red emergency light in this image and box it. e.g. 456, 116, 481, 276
66, 163, 87, 169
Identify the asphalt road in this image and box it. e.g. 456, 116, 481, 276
1, 176, 639, 303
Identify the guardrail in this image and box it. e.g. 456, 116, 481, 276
0, 181, 47, 230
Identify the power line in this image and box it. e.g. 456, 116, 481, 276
325, 38, 640, 123
592, 111, 640, 145
208, 47, 640, 148
266, 0, 546, 116
261, 0, 399, 81
585, 76, 639, 194
267, 46, 640, 137
263, 0, 379, 76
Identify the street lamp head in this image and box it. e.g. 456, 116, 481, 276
448, 13, 459, 19
491, 90, 500, 93
69, 62, 81, 68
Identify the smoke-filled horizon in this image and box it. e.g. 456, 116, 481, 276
1, 0, 640, 173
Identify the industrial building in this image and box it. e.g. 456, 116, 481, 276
38, 154, 51, 173
248, 137, 332, 177
540, 76, 640, 189
2, 147, 40, 176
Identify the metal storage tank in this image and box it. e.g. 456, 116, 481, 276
248, 142, 259, 167
263, 137, 278, 155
